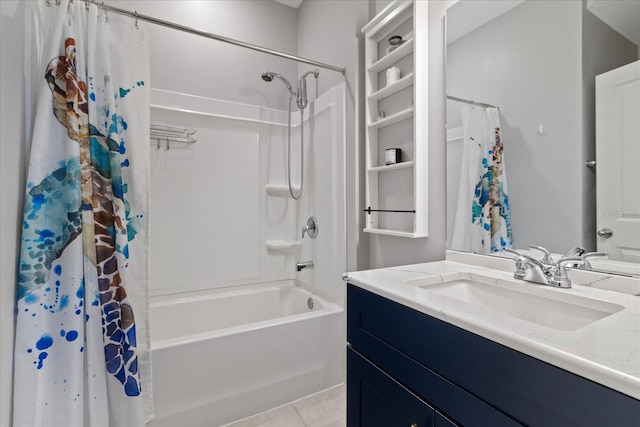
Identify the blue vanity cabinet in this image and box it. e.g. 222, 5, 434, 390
346, 284, 640, 427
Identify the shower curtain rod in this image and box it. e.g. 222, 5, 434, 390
447, 95, 498, 109
65, 0, 346, 75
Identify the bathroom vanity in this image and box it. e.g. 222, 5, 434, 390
345, 260, 640, 426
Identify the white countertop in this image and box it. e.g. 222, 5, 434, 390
345, 259, 640, 400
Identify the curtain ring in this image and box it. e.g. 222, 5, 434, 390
45, 0, 51, 7
134, 11, 139, 29
102, 2, 108, 22
55, 0, 61, 5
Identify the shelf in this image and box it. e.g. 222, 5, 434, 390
367, 161, 414, 173
368, 107, 414, 128
363, 228, 428, 238
361, 0, 428, 239
265, 184, 301, 197
265, 240, 302, 252
367, 38, 414, 73
368, 73, 414, 102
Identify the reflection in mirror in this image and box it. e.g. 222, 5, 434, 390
445, 0, 640, 275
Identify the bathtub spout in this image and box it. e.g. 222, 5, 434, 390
296, 260, 314, 272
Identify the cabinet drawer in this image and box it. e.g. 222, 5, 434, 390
347, 284, 640, 426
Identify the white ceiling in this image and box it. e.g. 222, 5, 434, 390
273, 0, 304, 9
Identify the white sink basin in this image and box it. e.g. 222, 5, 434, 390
405, 274, 624, 331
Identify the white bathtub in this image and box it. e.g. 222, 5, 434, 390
147, 281, 345, 426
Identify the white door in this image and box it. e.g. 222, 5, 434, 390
595, 60, 640, 263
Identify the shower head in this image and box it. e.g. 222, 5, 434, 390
261, 71, 293, 93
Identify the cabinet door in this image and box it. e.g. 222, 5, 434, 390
348, 347, 434, 427
435, 411, 458, 427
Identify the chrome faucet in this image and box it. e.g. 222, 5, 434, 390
506, 247, 608, 288
296, 260, 314, 272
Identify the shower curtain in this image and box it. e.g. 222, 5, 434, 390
451, 104, 512, 254
14, 1, 152, 425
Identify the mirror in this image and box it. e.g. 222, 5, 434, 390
445, 0, 640, 275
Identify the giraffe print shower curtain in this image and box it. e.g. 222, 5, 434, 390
14, 1, 152, 425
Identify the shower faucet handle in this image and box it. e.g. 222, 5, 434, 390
302, 216, 318, 239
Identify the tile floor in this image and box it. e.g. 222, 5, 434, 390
224, 383, 346, 427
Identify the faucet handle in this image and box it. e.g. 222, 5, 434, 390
512, 255, 529, 280
580, 252, 608, 270
563, 246, 586, 258
301, 216, 318, 239
504, 248, 546, 269
550, 257, 584, 288
504, 248, 549, 280
528, 245, 553, 265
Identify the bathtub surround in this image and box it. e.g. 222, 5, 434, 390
149, 82, 346, 303
13, 1, 152, 425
